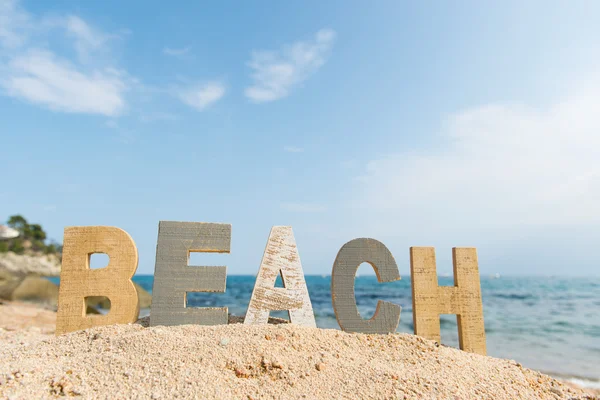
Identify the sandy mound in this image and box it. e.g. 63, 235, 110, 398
1, 317, 595, 400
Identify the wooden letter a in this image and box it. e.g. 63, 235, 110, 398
410, 247, 486, 355
245, 226, 316, 327
56, 226, 139, 335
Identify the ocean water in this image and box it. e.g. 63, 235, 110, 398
56, 275, 600, 388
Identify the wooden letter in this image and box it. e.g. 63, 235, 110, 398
331, 238, 401, 334
410, 247, 486, 355
56, 226, 139, 335
244, 226, 316, 327
150, 221, 229, 327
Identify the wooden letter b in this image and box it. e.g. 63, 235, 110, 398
56, 226, 139, 335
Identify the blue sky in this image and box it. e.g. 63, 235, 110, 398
1, 0, 599, 276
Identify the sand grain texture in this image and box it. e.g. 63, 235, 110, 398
0, 304, 597, 399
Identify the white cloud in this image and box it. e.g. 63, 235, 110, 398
284, 145, 304, 153
244, 28, 336, 103
163, 46, 191, 57
177, 82, 225, 111
355, 81, 600, 232
281, 202, 327, 213
2, 50, 127, 116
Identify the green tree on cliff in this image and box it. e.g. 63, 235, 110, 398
7, 215, 27, 233
1, 215, 60, 255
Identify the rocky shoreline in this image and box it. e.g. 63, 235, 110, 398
0, 252, 151, 315
0, 252, 61, 276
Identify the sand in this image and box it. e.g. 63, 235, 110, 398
0, 302, 597, 400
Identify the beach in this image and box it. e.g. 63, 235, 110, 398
0, 301, 598, 399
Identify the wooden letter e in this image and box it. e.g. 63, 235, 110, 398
150, 221, 230, 327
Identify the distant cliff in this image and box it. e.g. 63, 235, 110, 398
0, 252, 61, 276
0, 215, 62, 276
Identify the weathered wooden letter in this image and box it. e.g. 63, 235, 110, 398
410, 247, 486, 355
150, 221, 230, 327
56, 226, 139, 335
245, 226, 316, 327
331, 238, 401, 333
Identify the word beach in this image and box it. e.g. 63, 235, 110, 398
55, 222, 486, 355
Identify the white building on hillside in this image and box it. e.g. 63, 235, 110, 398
0, 225, 19, 240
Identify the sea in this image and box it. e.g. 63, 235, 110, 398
53, 275, 600, 389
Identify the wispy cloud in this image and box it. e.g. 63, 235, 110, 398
0, 0, 129, 116
244, 29, 336, 103
177, 82, 225, 111
104, 118, 137, 144
138, 111, 179, 123
281, 202, 327, 213
64, 15, 110, 62
2, 50, 127, 116
284, 145, 304, 153
105, 119, 119, 129
163, 46, 191, 57
340, 160, 357, 169
0, 0, 30, 48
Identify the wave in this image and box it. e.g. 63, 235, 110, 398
492, 293, 536, 300
566, 377, 600, 390
541, 369, 600, 389
547, 373, 600, 390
